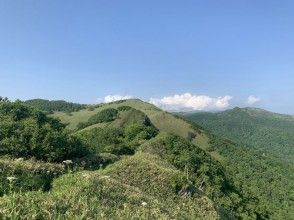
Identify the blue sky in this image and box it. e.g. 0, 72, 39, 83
0, 1, 293, 113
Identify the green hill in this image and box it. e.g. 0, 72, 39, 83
1, 99, 293, 219
51, 99, 294, 218
179, 107, 294, 162
0, 99, 233, 219
179, 107, 294, 219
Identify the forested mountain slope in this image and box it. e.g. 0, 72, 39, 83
179, 107, 294, 162
178, 107, 294, 219
24, 99, 87, 113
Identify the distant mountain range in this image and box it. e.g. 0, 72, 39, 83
178, 107, 294, 162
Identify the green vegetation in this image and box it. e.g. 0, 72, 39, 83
77, 108, 119, 129
207, 135, 294, 219
140, 135, 260, 219
76, 107, 159, 156
0, 157, 65, 196
0, 158, 223, 219
0, 99, 227, 219
24, 99, 87, 113
1, 99, 293, 219
0, 100, 87, 162
181, 107, 294, 161
117, 105, 133, 111
180, 107, 294, 219
53, 99, 199, 137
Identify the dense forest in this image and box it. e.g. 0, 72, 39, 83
179, 108, 294, 219
180, 107, 294, 162
0, 99, 293, 219
24, 99, 87, 113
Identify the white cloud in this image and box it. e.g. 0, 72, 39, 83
247, 95, 261, 105
149, 93, 232, 111
102, 95, 133, 103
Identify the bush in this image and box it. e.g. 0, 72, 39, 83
125, 124, 158, 141
88, 106, 95, 111
0, 101, 88, 162
0, 157, 65, 196
89, 108, 118, 123
77, 108, 119, 130
77, 118, 158, 157
105, 144, 135, 155
73, 153, 119, 170
117, 106, 133, 111
24, 99, 86, 112
140, 134, 246, 216
187, 131, 197, 141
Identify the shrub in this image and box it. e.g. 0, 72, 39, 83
77, 118, 158, 157
105, 144, 135, 155
24, 99, 86, 112
187, 131, 197, 141
88, 108, 118, 123
73, 153, 119, 170
0, 101, 88, 162
117, 106, 133, 111
140, 134, 245, 215
0, 157, 65, 196
77, 108, 119, 130
88, 106, 95, 111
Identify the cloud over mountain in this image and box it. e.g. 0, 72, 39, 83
247, 95, 261, 105
149, 93, 232, 111
103, 95, 133, 103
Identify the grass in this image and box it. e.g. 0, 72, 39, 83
0, 157, 65, 196
193, 133, 210, 150
53, 99, 215, 167
76, 122, 108, 132
53, 99, 211, 148
0, 100, 237, 219
54, 99, 221, 172
0, 153, 223, 219
53, 101, 133, 130
54, 99, 195, 136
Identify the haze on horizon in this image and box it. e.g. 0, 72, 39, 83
0, 1, 293, 114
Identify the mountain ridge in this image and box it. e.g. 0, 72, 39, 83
1, 98, 293, 219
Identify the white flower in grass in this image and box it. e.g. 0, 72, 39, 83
7, 176, 17, 182
100, 175, 110, 179
82, 173, 91, 179
62, 160, 73, 165
141, 202, 147, 207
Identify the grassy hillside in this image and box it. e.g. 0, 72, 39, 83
52, 100, 293, 219
53, 99, 203, 140
0, 153, 224, 219
1, 99, 293, 219
0, 99, 236, 219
